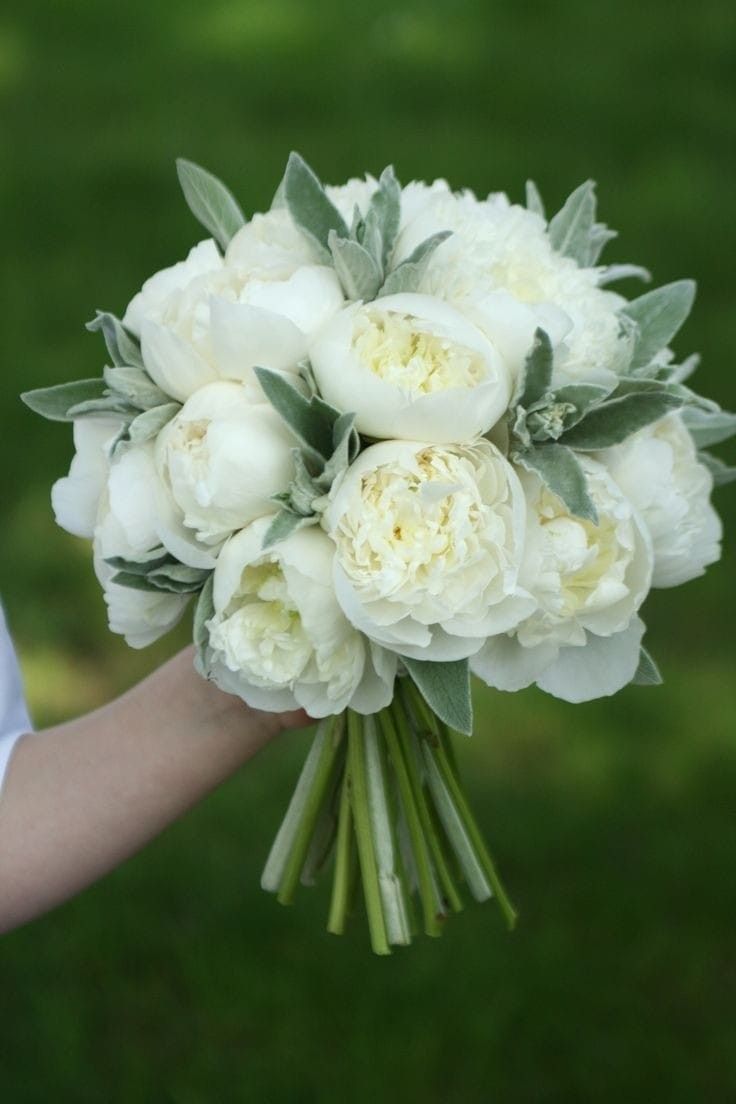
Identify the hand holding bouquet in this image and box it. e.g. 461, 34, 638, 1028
24, 154, 734, 952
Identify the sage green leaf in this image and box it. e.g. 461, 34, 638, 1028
176, 158, 245, 253
402, 658, 472, 737
362, 165, 401, 268
110, 571, 164, 592
698, 451, 736, 486
681, 407, 736, 448
21, 379, 108, 422
562, 391, 683, 449
378, 230, 452, 296
283, 151, 348, 256
127, 403, 180, 445
86, 311, 144, 370
105, 554, 170, 576
525, 179, 545, 218
631, 646, 663, 686
262, 510, 315, 549
328, 232, 382, 300
519, 329, 553, 408
515, 443, 598, 523
147, 562, 211, 593
254, 367, 336, 460
586, 223, 617, 266
622, 280, 696, 370
67, 396, 138, 419
193, 574, 215, 674
103, 364, 170, 410
551, 383, 611, 427
598, 263, 651, 287
548, 181, 597, 263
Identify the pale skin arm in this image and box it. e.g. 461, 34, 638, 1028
0, 647, 309, 935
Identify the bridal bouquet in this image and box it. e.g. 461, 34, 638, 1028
23, 154, 734, 953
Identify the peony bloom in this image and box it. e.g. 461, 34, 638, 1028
323, 438, 533, 660
51, 417, 124, 539
205, 519, 397, 716
394, 183, 629, 388
601, 413, 722, 587
309, 293, 512, 443
94, 552, 188, 649
472, 457, 653, 701
154, 382, 296, 567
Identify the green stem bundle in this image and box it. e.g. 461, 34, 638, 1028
262, 684, 516, 953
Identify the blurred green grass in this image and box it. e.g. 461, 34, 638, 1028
1, 0, 735, 1100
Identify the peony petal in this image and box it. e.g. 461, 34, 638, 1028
141, 319, 218, 402
535, 617, 646, 702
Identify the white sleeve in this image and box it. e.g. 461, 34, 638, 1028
0, 605, 32, 792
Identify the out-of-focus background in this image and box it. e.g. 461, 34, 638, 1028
1, 1, 735, 1099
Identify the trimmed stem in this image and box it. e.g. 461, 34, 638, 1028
347, 711, 391, 955
326, 764, 355, 936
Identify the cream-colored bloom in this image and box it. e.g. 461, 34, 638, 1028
310, 294, 512, 443
154, 382, 296, 567
94, 551, 188, 649
205, 519, 396, 716
395, 183, 629, 388
472, 457, 653, 701
602, 413, 722, 587
323, 439, 533, 660
51, 417, 124, 539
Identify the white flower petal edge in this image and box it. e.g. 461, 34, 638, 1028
154, 381, 296, 563
51, 417, 124, 539
310, 293, 512, 444
323, 438, 534, 660
472, 457, 653, 701
122, 239, 223, 337
601, 413, 722, 588
94, 551, 189, 649
205, 518, 397, 716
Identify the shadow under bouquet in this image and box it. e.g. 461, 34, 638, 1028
23, 154, 735, 953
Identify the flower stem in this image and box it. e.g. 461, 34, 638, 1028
378, 707, 443, 937
326, 762, 355, 936
347, 710, 391, 956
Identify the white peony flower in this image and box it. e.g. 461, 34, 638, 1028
602, 413, 722, 587
154, 382, 296, 567
310, 293, 512, 443
94, 552, 188, 649
395, 184, 629, 388
323, 438, 534, 660
205, 518, 397, 716
225, 207, 317, 273
122, 239, 223, 338
94, 442, 164, 563
51, 417, 123, 539
325, 175, 379, 222
472, 457, 653, 701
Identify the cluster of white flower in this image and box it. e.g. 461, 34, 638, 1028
33, 154, 733, 724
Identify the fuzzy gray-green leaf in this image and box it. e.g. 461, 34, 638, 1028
548, 181, 597, 263
262, 510, 315, 550
193, 574, 215, 670
561, 392, 683, 449
631, 647, 663, 686
402, 658, 473, 737
515, 444, 598, 523
176, 158, 245, 253
681, 407, 736, 448
328, 232, 382, 300
362, 165, 401, 268
525, 179, 545, 218
283, 151, 348, 256
254, 367, 336, 460
698, 451, 736, 486
126, 402, 181, 445
519, 329, 554, 408
622, 280, 696, 371
378, 230, 452, 296
21, 379, 110, 422
86, 311, 145, 370
103, 364, 170, 410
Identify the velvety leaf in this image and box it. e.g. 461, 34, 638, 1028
103, 364, 170, 410
622, 280, 696, 370
283, 151, 348, 255
262, 510, 315, 550
176, 158, 245, 253
86, 311, 144, 369
402, 657, 473, 737
378, 231, 452, 296
127, 402, 181, 445
21, 379, 108, 422
561, 392, 683, 449
525, 179, 545, 218
362, 164, 401, 268
254, 367, 337, 460
631, 646, 663, 686
328, 232, 382, 300
515, 443, 598, 523
698, 451, 736, 486
548, 181, 597, 263
681, 407, 736, 448
193, 574, 215, 672
519, 329, 554, 407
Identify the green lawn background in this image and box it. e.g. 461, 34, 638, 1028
1, 1, 735, 1100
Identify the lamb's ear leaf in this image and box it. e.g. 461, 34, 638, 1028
631, 647, 663, 686
560, 391, 683, 450
514, 443, 598, 523
254, 367, 336, 461
378, 230, 452, 296
328, 232, 382, 300
262, 510, 315, 550
548, 180, 596, 262
86, 311, 144, 370
681, 407, 736, 448
698, 451, 736, 486
402, 657, 473, 737
176, 158, 245, 253
193, 574, 215, 674
283, 151, 348, 257
21, 379, 108, 422
621, 280, 696, 371
361, 164, 401, 268
525, 179, 545, 218
519, 329, 554, 408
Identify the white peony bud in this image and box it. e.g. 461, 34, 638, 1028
310, 294, 512, 443
323, 438, 534, 661
601, 413, 722, 588
472, 457, 653, 702
154, 382, 296, 567
205, 519, 396, 716
51, 417, 124, 539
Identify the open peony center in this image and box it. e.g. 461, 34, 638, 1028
209, 560, 312, 687
352, 310, 487, 394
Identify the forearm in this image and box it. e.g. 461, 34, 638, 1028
0, 648, 305, 934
